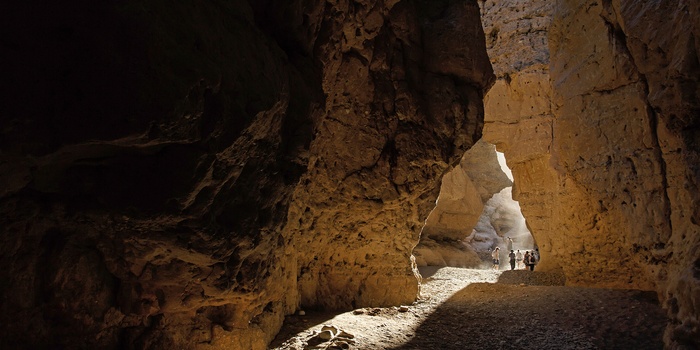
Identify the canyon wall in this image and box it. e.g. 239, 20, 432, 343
0, 0, 492, 349
1, 1, 317, 348
470, 187, 534, 253
284, 0, 492, 311
3, 0, 696, 348
482, 0, 700, 347
480, 0, 557, 268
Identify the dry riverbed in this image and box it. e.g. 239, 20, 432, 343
270, 267, 666, 350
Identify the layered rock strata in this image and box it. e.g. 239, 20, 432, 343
482, 0, 700, 347
0, 0, 492, 349
414, 140, 511, 267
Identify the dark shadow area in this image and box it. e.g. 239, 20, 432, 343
269, 311, 337, 348
418, 266, 444, 279
497, 270, 566, 286
389, 282, 665, 350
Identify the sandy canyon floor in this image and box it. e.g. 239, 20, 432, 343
270, 267, 667, 350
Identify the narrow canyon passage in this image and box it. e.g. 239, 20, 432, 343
413, 140, 538, 270
271, 267, 666, 350
1, 0, 698, 349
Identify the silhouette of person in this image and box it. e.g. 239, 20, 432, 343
529, 249, 537, 271
491, 247, 500, 270
509, 250, 516, 270
523, 251, 531, 271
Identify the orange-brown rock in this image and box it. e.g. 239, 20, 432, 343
0, 1, 492, 349
284, 0, 493, 311
482, 0, 700, 348
414, 140, 511, 267
2, 0, 697, 348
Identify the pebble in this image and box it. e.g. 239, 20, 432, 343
317, 330, 334, 341
321, 325, 338, 336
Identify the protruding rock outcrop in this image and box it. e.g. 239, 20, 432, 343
282, 0, 493, 312
479, 0, 556, 268
0, 1, 493, 349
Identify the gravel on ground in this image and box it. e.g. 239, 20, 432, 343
270, 267, 666, 350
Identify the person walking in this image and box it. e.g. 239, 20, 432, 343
529, 250, 537, 271
506, 237, 513, 252
491, 247, 500, 270
523, 251, 531, 270
515, 250, 523, 269
508, 250, 516, 270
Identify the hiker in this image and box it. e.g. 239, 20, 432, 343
509, 250, 516, 270
529, 250, 537, 271
506, 237, 513, 252
515, 250, 523, 269
491, 247, 500, 270
523, 251, 531, 270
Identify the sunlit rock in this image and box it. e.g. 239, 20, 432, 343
414, 140, 511, 267
469, 187, 534, 255
482, 0, 700, 348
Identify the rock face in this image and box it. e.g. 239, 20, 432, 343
482, 0, 700, 348
414, 140, 511, 267
0, 1, 492, 349
469, 187, 534, 255
283, 0, 493, 312
480, 0, 555, 262
3, 0, 697, 348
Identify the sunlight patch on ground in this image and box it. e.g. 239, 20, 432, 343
271, 268, 503, 350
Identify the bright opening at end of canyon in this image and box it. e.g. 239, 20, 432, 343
414, 141, 537, 271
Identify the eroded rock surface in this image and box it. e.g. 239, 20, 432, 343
468, 187, 534, 256
283, 0, 493, 312
480, 0, 556, 265
482, 0, 700, 348
2, 0, 697, 348
0, 0, 492, 349
414, 140, 511, 267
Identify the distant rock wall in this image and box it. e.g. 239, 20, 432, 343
470, 187, 534, 253
414, 140, 511, 267
482, 0, 700, 347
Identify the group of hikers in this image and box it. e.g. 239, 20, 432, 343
491, 246, 539, 271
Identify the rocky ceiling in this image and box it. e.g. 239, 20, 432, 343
0, 0, 698, 349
